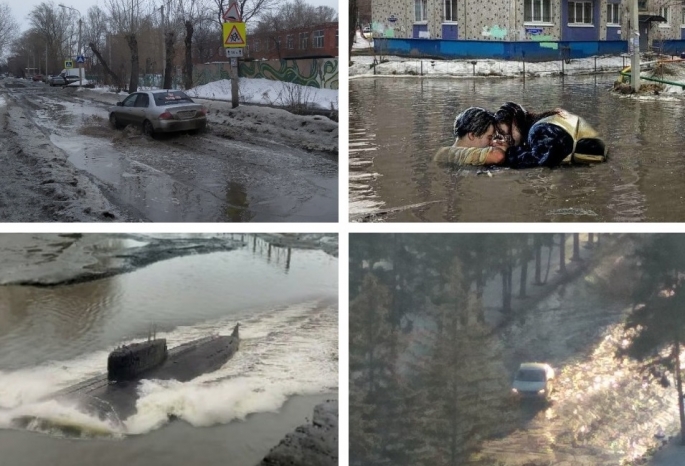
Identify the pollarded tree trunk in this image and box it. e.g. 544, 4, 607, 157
164, 31, 175, 89
183, 20, 194, 90
126, 34, 139, 93
89, 42, 122, 89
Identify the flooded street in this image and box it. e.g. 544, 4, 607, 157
0, 80, 337, 222
349, 75, 685, 222
0, 234, 338, 466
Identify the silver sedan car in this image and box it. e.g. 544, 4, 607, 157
108, 90, 207, 136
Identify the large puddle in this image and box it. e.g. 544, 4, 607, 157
349, 75, 685, 222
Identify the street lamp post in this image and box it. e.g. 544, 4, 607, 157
59, 4, 83, 88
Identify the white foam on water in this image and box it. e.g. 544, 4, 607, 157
125, 300, 338, 434
0, 300, 337, 437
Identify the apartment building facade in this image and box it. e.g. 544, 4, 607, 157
371, 0, 685, 48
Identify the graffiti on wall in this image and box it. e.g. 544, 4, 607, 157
482, 26, 507, 40
240, 59, 338, 89
193, 58, 338, 90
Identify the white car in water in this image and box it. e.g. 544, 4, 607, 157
511, 362, 555, 400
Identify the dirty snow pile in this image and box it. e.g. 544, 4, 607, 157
186, 78, 338, 111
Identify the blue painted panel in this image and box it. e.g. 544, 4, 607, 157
606, 27, 621, 41
682, 29, 685, 41
442, 24, 458, 40
374, 39, 628, 61
654, 40, 685, 56
562, 0, 600, 41
413, 24, 428, 39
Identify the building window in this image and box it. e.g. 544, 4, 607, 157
254, 40, 259, 52
659, 6, 670, 23
524, 0, 552, 23
568, 1, 593, 24
313, 30, 324, 48
286, 34, 294, 49
607, 3, 620, 25
638, 0, 647, 11
415, 0, 427, 21
299, 32, 308, 50
444, 0, 457, 22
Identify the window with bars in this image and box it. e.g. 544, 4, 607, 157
607, 3, 620, 25
568, 1, 593, 24
415, 0, 427, 21
524, 0, 552, 23
286, 34, 294, 49
444, 0, 457, 22
313, 30, 324, 48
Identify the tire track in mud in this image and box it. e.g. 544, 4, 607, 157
0, 83, 128, 222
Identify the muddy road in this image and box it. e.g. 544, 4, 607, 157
0, 78, 337, 222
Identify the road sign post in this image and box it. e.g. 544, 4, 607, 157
221, 1, 245, 108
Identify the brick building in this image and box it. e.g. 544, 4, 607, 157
247, 22, 338, 59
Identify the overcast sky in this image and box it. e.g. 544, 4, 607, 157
10, 0, 339, 32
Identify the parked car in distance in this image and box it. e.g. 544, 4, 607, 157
49, 75, 67, 86
511, 362, 555, 401
108, 90, 207, 136
32, 74, 44, 82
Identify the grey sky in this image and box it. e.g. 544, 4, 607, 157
10, 0, 339, 32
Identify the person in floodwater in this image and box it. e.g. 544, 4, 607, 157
434, 107, 507, 166
494, 102, 608, 169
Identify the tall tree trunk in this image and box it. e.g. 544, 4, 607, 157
183, 20, 194, 90
502, 263, 512, 313
544, 244, 552, 284
572, 233, 581, 261
126, 33, 139, 93
558, 233, 566, 274
676, 335, 685, 445
534, 236, 542, 285
89, 42, 122, 89
519, 255, 528, 298
587, 233, 594, 248
164, 31, 175, 89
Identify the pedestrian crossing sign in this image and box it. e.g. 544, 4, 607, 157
222, 22, 247, 48
65, 60, 73, 69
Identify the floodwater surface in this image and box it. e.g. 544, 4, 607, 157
0, 234, 338, 466
349, 75, 685, 222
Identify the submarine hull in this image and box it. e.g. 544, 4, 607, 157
50, 334, 239, 421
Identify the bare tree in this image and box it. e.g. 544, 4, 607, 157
176, 0, 211, 90
0, 2, 19, 57
211, 0, 279, 28
107, 0, 150, 92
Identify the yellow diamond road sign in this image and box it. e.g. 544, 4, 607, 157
223, 22, 246, 48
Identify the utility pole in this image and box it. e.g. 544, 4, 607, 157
229, 0, 239, 108
78, 17, 83, 87
631, 0, 640, 92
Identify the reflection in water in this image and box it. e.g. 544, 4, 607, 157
350, 76, 685, 222
225, 181, 254, 222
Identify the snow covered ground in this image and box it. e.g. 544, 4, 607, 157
351, 30, 685, 93
82, 77, 338, 111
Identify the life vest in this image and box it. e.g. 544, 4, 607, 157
535, 112, 608, 164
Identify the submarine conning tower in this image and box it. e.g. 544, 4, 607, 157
107, 339, 168, 381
